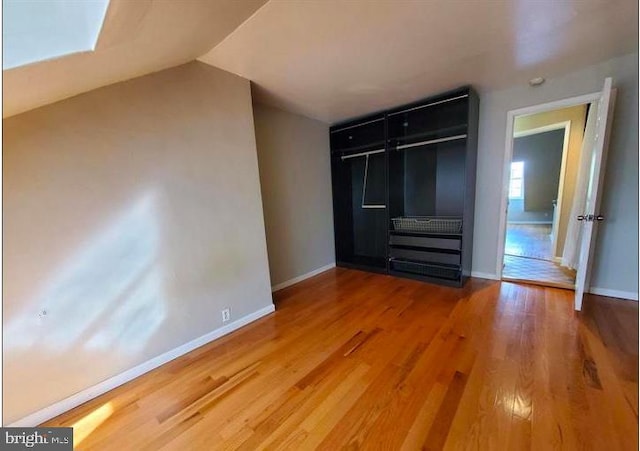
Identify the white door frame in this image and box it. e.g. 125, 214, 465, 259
496, 92, 601, 279
512, 120, 571, 258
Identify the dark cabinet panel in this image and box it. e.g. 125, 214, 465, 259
402, 144, 438, 216
434, 142, 466, 216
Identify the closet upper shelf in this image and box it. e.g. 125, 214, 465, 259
330, 115, 385, 153
387, 94, 469, 143
389, 124, 468, 149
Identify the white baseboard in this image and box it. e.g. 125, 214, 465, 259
471, 271, 499, 280
7, 304, 276, 427
470, 273, 637, 301
271, 262, 336, 292
588, 287, 639, 301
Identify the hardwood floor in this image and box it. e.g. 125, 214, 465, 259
43, 268, 638, 450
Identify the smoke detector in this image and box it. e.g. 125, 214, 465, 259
529, 77, 545, 87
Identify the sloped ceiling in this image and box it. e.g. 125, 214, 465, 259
199, 0, 638, 123
2, 0, 267, 117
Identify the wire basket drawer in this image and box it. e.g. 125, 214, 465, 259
391, 216, 462, 234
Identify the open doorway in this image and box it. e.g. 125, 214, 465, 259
497, 79, 614, 309
501, 104, 591, 289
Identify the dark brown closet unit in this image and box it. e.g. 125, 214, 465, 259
330, 87, 479, 287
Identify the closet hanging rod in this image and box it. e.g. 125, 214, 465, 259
387, 94, 469, 117
362, 205, 386, 209
331, 117, 384, 133
341, 148, 385, 160
395, 134, 467, 150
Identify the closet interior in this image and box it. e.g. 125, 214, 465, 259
330, 87, 479, 286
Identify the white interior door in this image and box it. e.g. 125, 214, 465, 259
574, 77, 615, 311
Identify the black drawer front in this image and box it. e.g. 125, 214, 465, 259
390, 259, 461, 281
389, 234, 461, 251
330, 118, 385, 152
389, 248, 460, 266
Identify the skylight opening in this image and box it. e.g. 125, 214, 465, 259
3, 0, 110, 70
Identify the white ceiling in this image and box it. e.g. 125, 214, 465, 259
200, 0, 638, 124
4, 0, 637, 122
2, 0, 267, 117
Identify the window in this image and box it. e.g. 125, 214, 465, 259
509, 161, 524, 199
3, 0, 110, 70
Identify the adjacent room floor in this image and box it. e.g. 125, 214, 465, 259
505, 223, 554, 260
503, 254, 577, 287
503, 223, 576, 287
44, 268, 637, 450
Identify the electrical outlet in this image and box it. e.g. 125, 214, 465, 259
221, 308, 230, 323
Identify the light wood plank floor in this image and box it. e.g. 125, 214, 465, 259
43, 268, 638, 450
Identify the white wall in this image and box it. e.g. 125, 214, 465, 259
3, 62, 274, 423
474, 52, 638, 299
252, 103, 335, 288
